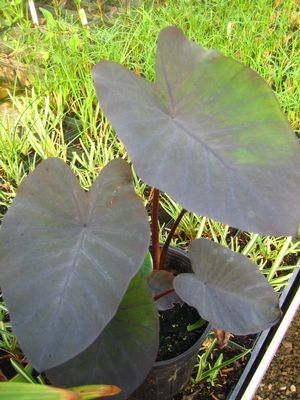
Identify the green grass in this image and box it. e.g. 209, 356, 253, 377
192, 335, 251, 386
0, 0, 299, 388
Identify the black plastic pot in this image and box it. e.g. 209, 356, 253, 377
130, 246, 210, 400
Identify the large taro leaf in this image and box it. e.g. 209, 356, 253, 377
92, 26, 300, 236
46, 272, 159, 400
0, 158, 150, 371
173, 239, 281, 335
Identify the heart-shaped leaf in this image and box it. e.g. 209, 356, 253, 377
0, 158, 150, 371
93, 26, 300, 236
174, 239, 281, 335
46, 272, 159, 400
147, 270, 182, 310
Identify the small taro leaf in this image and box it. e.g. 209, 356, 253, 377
0, 382, 78, 400
46, 272, 159, 400
174, 239, 281, 335
147, 270, 183, 311
69, 384, 121, 398
0, 158, 150, 371
92, 26, 300, 236
140, 250, 153, 276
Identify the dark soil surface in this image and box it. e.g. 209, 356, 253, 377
157, 303, 207, 361
255, 309, 300, 400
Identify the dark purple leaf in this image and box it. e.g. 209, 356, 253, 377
93, 26, 300, 236
0, 158, 150, 371
46, 272, 159, 400
147, 270, 182, 310
174, 239, 281, 335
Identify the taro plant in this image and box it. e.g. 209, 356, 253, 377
0, 27, 300, 400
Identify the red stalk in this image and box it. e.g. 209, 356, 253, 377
159, 208, 187, 268
153, 288, 175, 302
152, 189, 160, 270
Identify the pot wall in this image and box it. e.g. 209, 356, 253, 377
130, 246, 210, 400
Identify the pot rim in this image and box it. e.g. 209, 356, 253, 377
153, 322, 210, 368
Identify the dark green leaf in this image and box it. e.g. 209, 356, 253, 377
140, 250, 153, 276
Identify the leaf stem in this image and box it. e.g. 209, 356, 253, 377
153, 288, 175, 302
152, 189, 160, 270
160, 208, 187, 268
